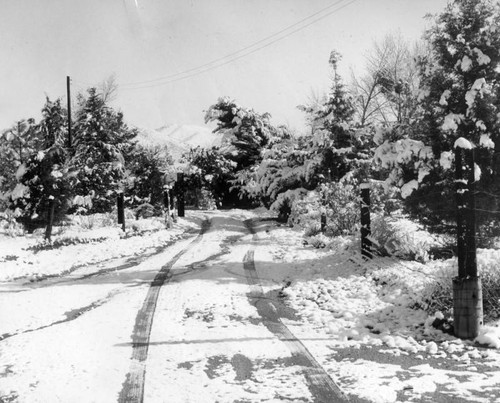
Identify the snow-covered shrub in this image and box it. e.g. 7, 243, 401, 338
370, 215, 437, 262
134, 203, 161, 219
277, 182, 363, 236
197, 189, 217, 210
419, 261, 455, 315
0, 210, 25, 237
322, 182, 360, 236
421, 250, 500, 322
77, 214, 97, 230
270, 188, 307, 224
307, 234, 328, 249
72, 212, 116, 229
285, 189, 320, 227
127, 217, 166, 234
30, 232, 111, 250
304, 224, 322, 238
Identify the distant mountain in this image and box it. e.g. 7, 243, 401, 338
136, 124, 222, 161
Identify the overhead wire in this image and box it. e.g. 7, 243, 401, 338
120, 0, 350, 87
119, 0, 359, 90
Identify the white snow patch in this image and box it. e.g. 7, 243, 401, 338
454, 137, 474, 149
476, 326, 500, 348
439, 151, 453, 170
401, 180, 418, 198
480, 134, 495, 149
439, 89, 451, 106
465, 78, 486, 109
473, 48, 491, 65
474, 163, 482, 181
460, 55, 473, 71
442, 113, 463, 132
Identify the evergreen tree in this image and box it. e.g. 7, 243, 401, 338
376, 0, 500, 236
126, 144, 172, 207
9, 98, 74, 230
204, 97, 276, 169
300, 51, 373, 183
71, 88, 137, 213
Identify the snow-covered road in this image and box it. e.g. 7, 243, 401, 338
2, 209, 500, 402
0, 211, 347, 402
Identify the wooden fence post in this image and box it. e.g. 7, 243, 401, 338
360, 183, 372, 259
177, 172, 185, 218
117, 192, 125, 232
320, 213, 327, 232
44, 197, 55, 242
169, 188, 175, 211
453, 144, 482, 339
163, 188, 173, 228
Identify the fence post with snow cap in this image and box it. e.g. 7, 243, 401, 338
360, 183, 372, 259
453, 138, 482, 339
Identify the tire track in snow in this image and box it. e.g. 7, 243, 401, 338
19, 232, 197, 289
243, 219, 349, 403
118, 218, 211, 403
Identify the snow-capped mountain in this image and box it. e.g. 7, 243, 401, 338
136, 124, 222, 160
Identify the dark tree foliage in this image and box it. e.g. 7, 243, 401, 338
300, 51, 373, 183
126, 144, 171, 208
204, 97, 276, 170
182, 146, 238, 208
70, 88, 138, 213
9, 98, 74, 231
402, 0, 500, 237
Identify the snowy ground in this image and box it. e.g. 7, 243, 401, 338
1, 209, 500, 402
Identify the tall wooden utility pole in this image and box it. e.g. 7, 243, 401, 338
67, 76, 72, 148
453, 142, 482, 339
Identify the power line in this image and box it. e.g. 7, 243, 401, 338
120, 0, 347, 87
119, 0, 358, 90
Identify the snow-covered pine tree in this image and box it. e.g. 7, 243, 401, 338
126, 144, 172, 208
8, 98, 74, 231
204, 97, 282, 206
71, 88, 137, 213
0, 119, 38, 209
232, 128, 312, 208
300, 51, 373, 183
375, 0, 500, 237
204, 97, 276, 170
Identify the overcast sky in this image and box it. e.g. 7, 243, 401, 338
0, 0, 448, 133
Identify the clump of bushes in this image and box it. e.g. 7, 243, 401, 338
370, 215, 437, 262
421, 252, 500, 322
0, 210, 25, 237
